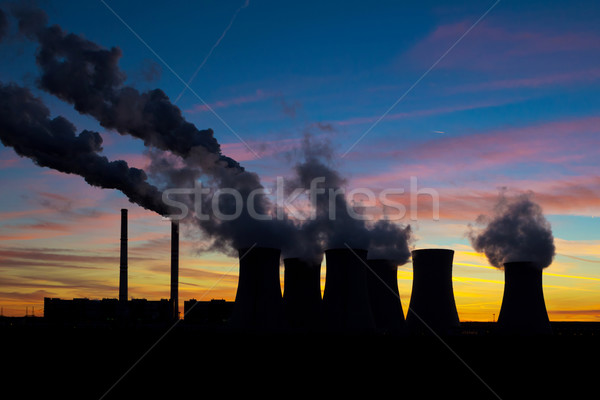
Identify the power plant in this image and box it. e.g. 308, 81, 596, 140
282, 257, 323, 331
170, 220, 180, 320
41, 209, 560, 337
44, 209, 183, 326
322, 248, 375, 333
367, 259, 405, 334
497, 261, 552, 335
406, 249, 460, 335
119, 208, 128, 303
229, 246, 283, 331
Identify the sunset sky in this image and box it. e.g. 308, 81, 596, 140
0, 0, 599, 320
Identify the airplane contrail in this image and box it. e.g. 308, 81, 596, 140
174, 0, 250, 104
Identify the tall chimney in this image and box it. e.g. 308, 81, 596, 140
497, 261, 552, 335
322, 248, 375, 333
367, 259, 406, 334
406, 249, 460, 335
119, 208, 128, 302
229, 247, 282, 331
170, 220, 179, 320
282, 257, 323, 331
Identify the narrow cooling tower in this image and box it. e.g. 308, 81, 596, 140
170, 220, 179, 320
322, 248, 375, 333
119, 208, 128, 302
282, 257, 323, 331
406, 249, 460, 335
367, 259, 405, 334
497, 261, 552, 335
230, 247, 283, 331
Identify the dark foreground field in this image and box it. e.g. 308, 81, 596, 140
2, 321, 598, 399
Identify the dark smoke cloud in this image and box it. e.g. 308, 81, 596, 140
288, 133, 369, 251
6, 5, 239, 171
0, 83, 169, 215
8, 1, 47, 39
467, 191, 555, 269
3, 3, 413, 264
5, 3, 297, 253
286, 133, 413, 265
367, 219, 413, 265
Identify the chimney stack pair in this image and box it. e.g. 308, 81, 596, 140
118, 209, 180, 320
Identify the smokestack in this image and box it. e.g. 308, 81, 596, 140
367, 259, 406, 334
282, 258, 323, 331
119, 208, 128, 302
497, 262, 552, 335
230, 247, 283, 331
322, 248, 375, 333
170, 220, 179, 320
406, 249, 460, 335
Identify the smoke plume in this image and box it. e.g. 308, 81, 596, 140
3, 3, 297, 255
367, 219, 413, 265
0, 82, 168, 215
2, 3, 413, 264
468, 191, 555, 269
286, 133, 413, 265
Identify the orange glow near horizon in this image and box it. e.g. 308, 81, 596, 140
1, 208, 599, 322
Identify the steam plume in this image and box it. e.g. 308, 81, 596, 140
3, 4, 412, 264
0, 83, 168, 215
468, 191, 555, 269
286, 134, 413, 265
5, 3, 295, 255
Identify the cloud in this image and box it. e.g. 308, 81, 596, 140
184, 89, 273, 113
467, 191, 556, 269
405, 20, 600, 72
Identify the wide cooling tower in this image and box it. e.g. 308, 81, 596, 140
367, 259, 405, 334
406, 249, 460, 335
322, 248, 375, 333
496, 261, 552, 335
282, 258, 323, 331
229, 247, 283, 331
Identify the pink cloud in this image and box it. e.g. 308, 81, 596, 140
453, 68, 600, 93
406, 20, 600, 71
333, 97, 524, 127
350, 116, 600, 175
185, 89, 273, 114
347, 116, 600, 219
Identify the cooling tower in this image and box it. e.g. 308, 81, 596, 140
497, 261, 552, 335
406, 249, 460, 335
119, 209, 128, 303
229, 247, 283, 331
282, 257, 323, 331
170, 220, 179, 320
322, 248, 375, 333
367, 259, 406, 334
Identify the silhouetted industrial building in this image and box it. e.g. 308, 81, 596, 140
282, 257, 323, 331
406, 249, 460, 335
119, 208, 128, 303
229, 247, 283, 331
44, 297, 172, 325
497, 261, 552, 335
322, 248, 375, 333
43, 209, 179, 326
367, 258, 406, 334
183, 299, 234, 326
170, 220, 180, 320
39, 208, 569, 336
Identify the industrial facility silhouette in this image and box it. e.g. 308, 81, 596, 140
42, 208, 556, 336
